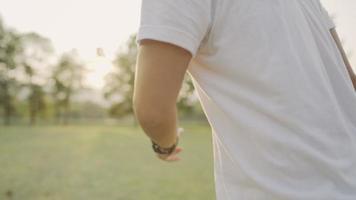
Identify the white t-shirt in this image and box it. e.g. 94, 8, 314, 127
136, 0, 356, 199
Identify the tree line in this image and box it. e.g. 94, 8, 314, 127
0, 18, 206, 126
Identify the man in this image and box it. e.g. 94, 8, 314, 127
133, 0, 356, 199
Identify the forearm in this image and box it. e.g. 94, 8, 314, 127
133, 40, 191, 149
134, 105, 178, 148
329, 28, 356, 90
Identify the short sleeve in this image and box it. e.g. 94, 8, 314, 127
136, 0, 212, 57
318, 1, 336, 29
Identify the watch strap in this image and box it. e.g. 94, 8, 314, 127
151, 137, 179, 155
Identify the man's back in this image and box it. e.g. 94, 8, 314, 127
136, 0, 356, 199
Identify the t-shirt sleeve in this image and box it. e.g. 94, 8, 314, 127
318, 1, 336, 30
136, 0, 212, 57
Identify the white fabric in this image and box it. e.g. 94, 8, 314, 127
136, 0, 356, 199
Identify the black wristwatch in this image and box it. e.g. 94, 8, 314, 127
151, 137, 179, 155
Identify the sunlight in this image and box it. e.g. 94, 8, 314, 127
85, 49, 114, 89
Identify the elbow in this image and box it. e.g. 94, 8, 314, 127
132, 99, 167, 128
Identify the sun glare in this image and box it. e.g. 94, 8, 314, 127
85, 52, 113, 90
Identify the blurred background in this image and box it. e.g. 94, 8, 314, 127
0, 0, 354, 199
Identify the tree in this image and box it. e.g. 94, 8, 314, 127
21, 32, 54, 125
104, 34, 137, 124
0, 18, 22, 125
27, 84, 46, 124
51, 50, 85, 124
176, 74, 196, 116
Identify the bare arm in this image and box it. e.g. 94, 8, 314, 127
329, 27, 356, 90
133, 39, 192, 149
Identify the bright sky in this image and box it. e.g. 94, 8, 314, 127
0, 0, 142, 89
0, 0, 355, 89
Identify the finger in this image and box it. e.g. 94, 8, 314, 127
166, 155, 180, 162
166, 148, 182, 157
174, 147, 183, 154
166, 150, 182, 161
157, 153, 175, 161
156, 147, 183, 161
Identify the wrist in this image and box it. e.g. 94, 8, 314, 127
151, 137, 179, 155
150, 127, 183, 155
151, 127, 181, 148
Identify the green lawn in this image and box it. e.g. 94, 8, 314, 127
0, 123, 215, 200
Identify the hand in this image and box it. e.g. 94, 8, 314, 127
156, 127, 184, 162
156, 146, 183, 162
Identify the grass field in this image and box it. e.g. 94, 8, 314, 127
0, 123, 216, 200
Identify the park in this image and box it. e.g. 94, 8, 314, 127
0, 4, 215, 199
1, 0, 356, 199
